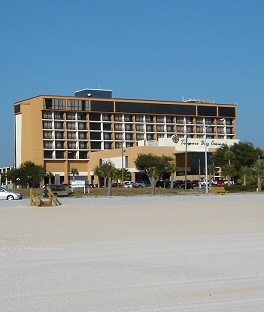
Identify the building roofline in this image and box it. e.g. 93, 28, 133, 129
14, 94, 236, 106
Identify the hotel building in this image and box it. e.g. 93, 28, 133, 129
14, 89, 238, 184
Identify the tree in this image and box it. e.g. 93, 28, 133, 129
93, 160, 117, 196
70, 168, 79, 181
115, 168, 131, 182
134, 153, 174, 195
45, 171, 54, 184
7, 161, 45, 187
239, 166, 251, 186
211, 142, 264, 182
208, 163, 217, 190
252, 159, 264, 192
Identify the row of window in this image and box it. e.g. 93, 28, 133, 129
42, 111, 234, 125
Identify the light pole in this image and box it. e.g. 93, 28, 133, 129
184, 128, 188, 190
121, 140, 124, 183
201, 118, 224, 194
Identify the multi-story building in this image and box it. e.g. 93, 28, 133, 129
14, 89, 239, 184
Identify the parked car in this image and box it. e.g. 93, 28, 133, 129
135, 181, 151, 188
191, 180, 199, 187
123, 181, 135, 188
0, 186, 23, 200
156, 181, 170, 188
179, 182, 194, 189
112, 182, 122, 188
43, 184, 74, 197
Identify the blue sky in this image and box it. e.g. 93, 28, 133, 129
1, 0, 263, 167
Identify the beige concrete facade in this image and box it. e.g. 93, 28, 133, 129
14, 93, 238, 184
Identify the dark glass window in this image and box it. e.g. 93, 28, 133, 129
91, 100, 114, 112
90, 123, 101, 130
198, 106, 217, 116
89, 113, 101, 121
91, 142, 101, 149
14, 105, 21, 113
90, 132, 101, 140
116, 102, 196, 115
218, 107, 236, 117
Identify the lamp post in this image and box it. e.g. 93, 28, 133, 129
121, 140, 124, 183
201, 118, 224, 194
184, 128, 188, 190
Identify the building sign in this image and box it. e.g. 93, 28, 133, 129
174, 138, 239, 152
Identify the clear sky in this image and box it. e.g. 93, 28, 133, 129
1, 0, 263, 167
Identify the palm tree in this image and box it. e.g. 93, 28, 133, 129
223, 149, 236, 186
208, 164, 217, 191
252, 159, 264, 192
45, 171, 54, 185
239, 166, 251, 186
70, 168, 79, 181
93, 160, 117, 196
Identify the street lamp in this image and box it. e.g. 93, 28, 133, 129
200, 118, 224, 194
121, 140, 124, 183
184, 122, 192, 190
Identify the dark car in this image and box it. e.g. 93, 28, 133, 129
43, 184, 74, 197
156, 181, 170, 188
179, 182, 193, 189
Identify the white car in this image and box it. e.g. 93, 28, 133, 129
123, 181, 135, 188
0, 186, 23, 200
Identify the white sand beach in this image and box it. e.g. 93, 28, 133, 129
1, 193, 264, 311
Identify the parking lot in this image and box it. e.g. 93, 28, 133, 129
1, 193, 264, 311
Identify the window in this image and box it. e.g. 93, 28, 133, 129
56, 151, 65, 159
104, 142, 112, 149
44, 131, 53, 139
68, 133, 76, 139
43, 121, 52, 129
103, 132, 112, 140
114, 123, 123, 131
91, 142, 101, 149
114, 114, 122, 121
78, 132, 87, 140
146, 125, 154, 132
66, 112, 76, 120
103, 123, 112, 131
67, 122, 76, 130
125, 124, 133, 131
42, 112, 52, 119
54, 112, 64, 120
135, 115, 144, 122
79, 151, 88, 159
156, 116, 165, 123
145, 115, 154, 123
14, 105, 21, 113
89, 123, 101, 130
177, 126, 184, 133
102, 114, 112, 121
166, 116, 174, 123
124, 114, 133, 122
136, 125, 144, 132
55, 132, 64, 139
125, 133, 134, 140
68, 142, 77, 149
79, 142, 88, 149
90, 132, 101, 140
78, 123, 87, 130
146, 134, 154, 140
54, 122, 64, 129
77, 112, 87, 120
176, 117, 184, 124
157, 125, 164, 132
136, 134, 144, 141
44, 151, 53, 158
44, 142, 53, 149
44, 98, 66, 110
68, 99, 82, 110
55, 141, 64, 149
115, 133, 123, 140
167, 125, 175, 132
